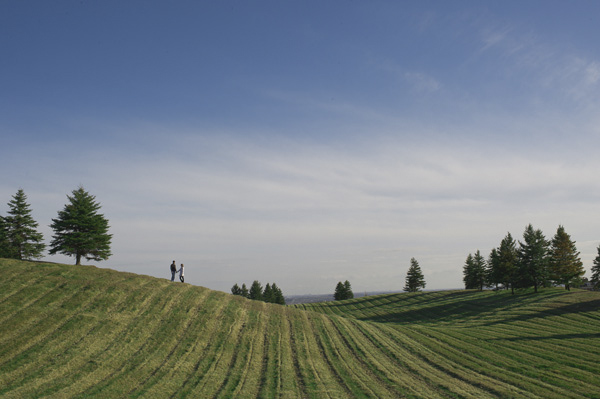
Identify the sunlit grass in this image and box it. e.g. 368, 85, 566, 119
1, 258, 599, 398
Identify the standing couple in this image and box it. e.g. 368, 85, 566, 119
170, 260, 185, 283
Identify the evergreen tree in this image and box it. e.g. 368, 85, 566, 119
334, 280, 354, 300
334, 281, 346, 300
241, 283, 249, 298
517, 224, 549, 293
263, 283, 274, 303
234, 281, 285, 304
472, 250, 487, 290
548, 226, 584, 291
0, 215, 11, 258
231, 283, 242, 296
497, 232, 519, 294
343, 280, 354, 299
49, 187, 112, 265
404, 257, 426, 292
463, 253, 475, 289
4, 189, 45, 260
486, 248, 500, 289
463, 251, 486, 290
249, 280, 263, 301
590, 245, 600, 290
271, 283, 285, 305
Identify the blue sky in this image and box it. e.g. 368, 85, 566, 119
2, 1, 600, 295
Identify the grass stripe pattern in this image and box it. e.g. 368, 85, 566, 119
1, 259, 599, 398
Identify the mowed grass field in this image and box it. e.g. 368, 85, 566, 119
1, 259, 599, 398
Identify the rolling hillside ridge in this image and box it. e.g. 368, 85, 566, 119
1, 259, 599, 398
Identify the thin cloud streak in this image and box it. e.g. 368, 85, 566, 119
6, 118, 597, 294
475, 22, 600, 108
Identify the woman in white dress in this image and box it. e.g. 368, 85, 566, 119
179, 264, 185, 283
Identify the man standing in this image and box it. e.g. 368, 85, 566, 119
170, 260, 177, 281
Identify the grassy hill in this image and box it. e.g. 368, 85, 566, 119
1, 259, 599, 398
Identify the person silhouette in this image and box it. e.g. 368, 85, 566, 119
170, 261, 176, 281
179, 263, 185, 283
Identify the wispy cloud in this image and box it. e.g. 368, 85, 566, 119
559, 58, 600, 102
370, 59, 441, 94
476, 22, 600, 107
2, 110, 599, 294
15, 117, 595, 287
403, 71, 441, 93
480, 25, 514, 52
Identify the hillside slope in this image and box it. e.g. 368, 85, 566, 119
1, 259, 599, 398
299, 288, 600, 399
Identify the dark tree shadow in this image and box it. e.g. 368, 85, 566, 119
352, 290, 587, 325
492, 332, 600, 341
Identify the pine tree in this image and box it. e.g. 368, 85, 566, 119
487, 248, 500, 289
0, 215, 11, 258
463, 251, 486, 290
241, 283, 249, 298
249, 280, 263, 301
4, 189, 45, 260
271, 283, 285, 305
548, 226, 584, 291
404, 257, 426, 292
49, 187, 112, 265
517, 224, 549, 293
463, 253, 476, 289
231, 283, 242, 296
334, 281, 354, 300
590, 245, 600, 290
343, 280, 354, 299
472, 250, 487, 290
334, 281, 346, 300
263, 283, 274, 303
497, 232, 519, 294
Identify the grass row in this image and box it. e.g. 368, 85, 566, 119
2, 259, 600, 398
301, 289, 600, 398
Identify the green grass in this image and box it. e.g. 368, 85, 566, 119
1, 259, 599, 398
299, 289, 600, 398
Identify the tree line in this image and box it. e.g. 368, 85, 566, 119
464, 224, 600, 293
333, 257, 427, 301
7, 187, 599, 295
0, 187, 112, 265
231, 280, 286, 305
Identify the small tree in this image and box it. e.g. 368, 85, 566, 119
334, 281, 354, 300
548, 225, 584, 291
234, 281, 285, 304
231, 283, 242, 296
464, 251, 487, 290
263, 283, 274, 303
472, 250, 487, 290
241, 283, 249, 298
49, 187, 112, 265
343, 280, 354, 299
334, 281, 345, 300
486, 248, 500, 289
4, 189, 45, 260
249, 280, 263, 301
590, 245, 600, 290
463, 253, 476, 289
0, 215, 11, 258
404, 257, 426, 292
271, 283, 285, 305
